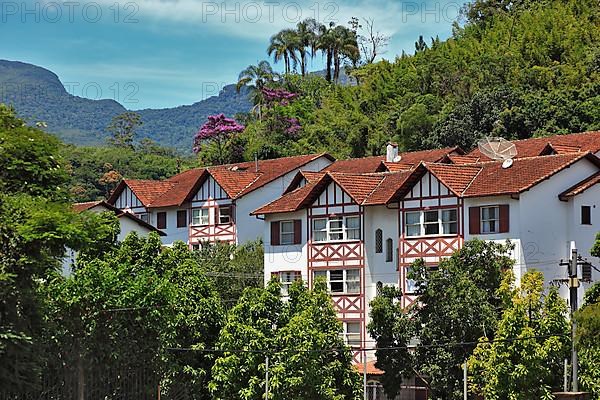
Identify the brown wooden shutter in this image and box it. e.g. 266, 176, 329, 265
177, 210, 187, 228
499, 205, 510, 233
469, 207, 480, 234
157, 212, 167, 229
293, 220, 302, 244
271, 221, 280, 246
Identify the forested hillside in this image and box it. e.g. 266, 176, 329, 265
204, 0, 600, 162
0, 60, 251, 151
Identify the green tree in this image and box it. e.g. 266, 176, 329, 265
106, 111, 142, 149
469, 271, 570, 399
209, 279, 361, 400
268, 29, 299, 75
42, 234, 225, 399
368, 239, 514, 399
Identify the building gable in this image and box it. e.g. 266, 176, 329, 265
193, 175, 230, 203
113, 186, 144, 211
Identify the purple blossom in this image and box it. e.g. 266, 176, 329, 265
262, 88, 298, 105
285, 117, 302, 136
193, 114, 245, 153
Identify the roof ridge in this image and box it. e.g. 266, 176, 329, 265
361, 175, 388, 205
461, 166, 484, 196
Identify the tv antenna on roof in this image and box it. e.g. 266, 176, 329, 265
477, 137, 518, 168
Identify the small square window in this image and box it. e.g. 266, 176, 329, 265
481, 206, 499, 234
328, 218, 344, 241
423, 210, 439, 235
312, 219, 327, 242
346, 216, 361, 240
442, 209, 458, 234
405, 212, 421, 237
582, 206, 592, 225
280, 221, 295, 245
219, 206, 231, 224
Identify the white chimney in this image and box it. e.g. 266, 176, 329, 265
386, 143, 399, 163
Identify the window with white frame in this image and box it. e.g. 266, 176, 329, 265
218, 206, 231, 224
192, 208, 209, 225
311, 216, 361, 242
405, 208, 459, 237
342, 321, 361, 348
137, 213, 149, 223
442, 209, 458, 234
278, 271, 301, 296
313, 269, 360, 294
481, 206, 499, 233
280, 220, 295, 245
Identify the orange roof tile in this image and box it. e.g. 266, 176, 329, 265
469, 131, 600, 160
109, 154, 333, 208
324, 147, 462, 173
354, 360, 384, 375
559, 171, 600, 200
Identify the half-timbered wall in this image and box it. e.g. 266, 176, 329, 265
398, 171, 464, 308
307, 181, 366, 363
189, 176, 235, 245
113, 187, 146, 214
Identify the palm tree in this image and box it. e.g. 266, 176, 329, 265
236, 60, 278, 118
331, 25, 359, 82
294, 19, 319, 76
267, 29, 298, 74
317, 22, 336, 82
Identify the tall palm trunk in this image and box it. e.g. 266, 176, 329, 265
300, 52, 306, 76
333, 49, 340, 82
325, 49, 333, 82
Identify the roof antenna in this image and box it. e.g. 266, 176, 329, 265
477, 137, 518, 169
255, 153, 259, 172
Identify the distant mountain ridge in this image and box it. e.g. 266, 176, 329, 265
0, 60, 252, 152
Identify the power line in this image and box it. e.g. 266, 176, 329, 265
165, 333, 568, 354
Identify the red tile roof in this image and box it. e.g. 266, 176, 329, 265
324, 147, 462, 173
424, 153, 600, 198
354, 360, 384, 375
469, 131, 600, 160
253, 171, 414, 214
559, 171, 600, 201
108, 154, 333, 208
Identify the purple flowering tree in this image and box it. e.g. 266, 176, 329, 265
261, 88, 298, 107
193, 114, 245, 164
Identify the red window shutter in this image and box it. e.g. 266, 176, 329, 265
177, 210, 187, 228
271, 221, 280, 246
469, 207, 480, 234
499, 205, 510, 233
293, 220, 302, 244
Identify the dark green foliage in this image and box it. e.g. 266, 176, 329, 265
209, 279, 362, 400
62, 144, 197, 202
42, 234, 225, 399
368, 239, 514, 399
194, 240, 264, 307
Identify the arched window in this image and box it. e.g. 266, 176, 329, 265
375, 229, 383, 253
386, 238, 393, 262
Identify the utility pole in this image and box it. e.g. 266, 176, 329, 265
265, 355, 269, 399
363, 348, 367, 400
569, 247, 579, 392
561, 247, 580, 392
463, 362, 468, 400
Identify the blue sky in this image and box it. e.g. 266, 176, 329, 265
2, 0, 467, 109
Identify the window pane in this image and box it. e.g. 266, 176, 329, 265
346, 216, 360, 229
443, 222, 458, 235
329, 218, 343, 229
406, 212, 420, 225
312, 219, 327, 242
313, 219, 326, 230
330, 270, 344, 281
346, 269, 360, 281
346, 282, 360, 294
442, 209, 457, 222
406, 225, 420, 237
330, 282, 344, 293
281, 221, 294, 234
424, 223, 439, 235
314, 271, 326, 279
424, 210, 438, 223
346, 322, 361, 334
482, 207, 498, 220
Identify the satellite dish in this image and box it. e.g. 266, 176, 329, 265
477, 137, 517, 168
393, 155, 402, 163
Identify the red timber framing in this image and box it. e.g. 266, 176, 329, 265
398, 171, 465, 309
188, 175, 236, 246
306, 180, 366, 364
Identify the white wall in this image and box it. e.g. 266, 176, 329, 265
147, 206, 188, 245
263, 210, 309, 284
237, 156, 332, 244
